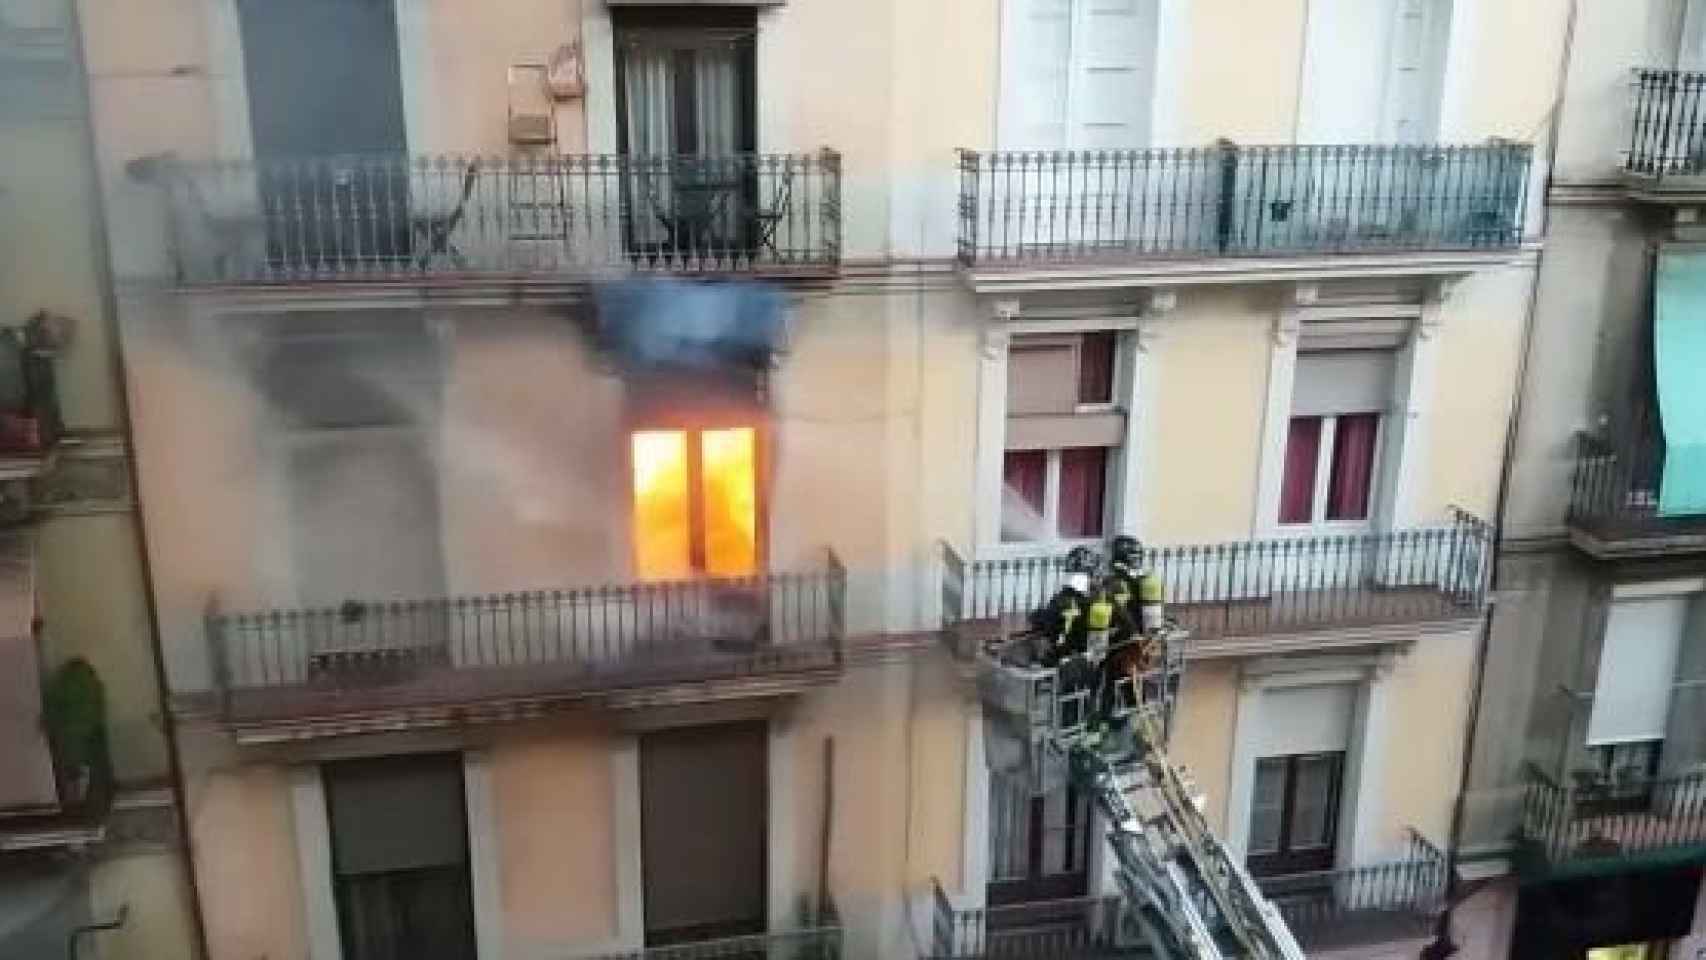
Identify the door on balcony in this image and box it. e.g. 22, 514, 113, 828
1246, 752, 1345, 877
323, 753, 476, 960
614, 6, 757, 260
995, 0, 1160, 254
987, 774, 1094, 906
640, 722, 768, 946
237, 0, 410, 268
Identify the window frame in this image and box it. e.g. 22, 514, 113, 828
611, 6, 758, 158
1245, 750, 1346, 878
1278, 412, 1384, 533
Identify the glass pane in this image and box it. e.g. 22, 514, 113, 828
1078, 332, 1117, 404
1247, 758, 1287, 855
1002, 449, 1048, 541
1279, 417, 1322, 524
700, 427, 757, 576
632, 430, 692, 579
1058, 447, 1108, 538
1289, 753, 1341, 851
1325, 413, 1379, 521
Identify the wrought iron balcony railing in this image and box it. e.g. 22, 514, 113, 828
927, 881, 1127, 960
147, 150, 841, 284
940, 511, 1491, 655
1627, 69, 1706, 179
1569, 404, 1706, 551
956, 141, 1530, 267
1520, 764, 1706, 872
205, 553, 845, 727
1256, 830, 1447, 949
580, 927, 842, 960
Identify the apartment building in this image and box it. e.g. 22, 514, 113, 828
0, 0, 198, 956
1457, 1, 1706, 957
71, 0, 1561, 958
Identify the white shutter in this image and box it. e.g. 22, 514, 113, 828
1587, 595, 1688, 746
1068, 0, 1157, 149
1683, 0, 1706, 71
1292, 350, 1396, 416
1385, 0, 1448, 143
1256, 684, 1356, 757
999, 0, 1073, 149
1297, 0, 1396, 142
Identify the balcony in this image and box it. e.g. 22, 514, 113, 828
0, 322, 61, 480
149, 150, 842, 287
940, 512, 1491, 659
1254, 830, 1447, 950
1518, 764, 1706, 877
581, 927, 841, 960
202, 555, 845, 741
1624, 69, 1706, 195
925, 883, 1131, 959
1567, 407, 1706, 557
955, 142, 1530, 275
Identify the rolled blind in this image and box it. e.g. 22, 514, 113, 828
1005, 412, 1125, 451
325, 753, 468, 875
1587, 595, 1687, 746
1256, 684, 1355, 757
1292, 350, 1395, 416
1007, 343, 1079, 415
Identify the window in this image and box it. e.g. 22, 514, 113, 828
1001, 332, 1124, 543
614, 8, 755, 158
1587, 592, 1687, 749
1279, 349, 1392, 527
1297, 0, 1450, 143
631, 427, 758, 579
1247, 752, 1344, 877
988, 774, 1094, 905
998, 0, 1159, 150
324, 754, 475, 960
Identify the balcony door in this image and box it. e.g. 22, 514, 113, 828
238, 0, 410, 267
996, 0, 1160, 254
987, 774, 1094, 906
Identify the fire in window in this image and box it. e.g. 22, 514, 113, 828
631, 426, 757, 579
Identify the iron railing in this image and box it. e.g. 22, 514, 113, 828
1256, 830, 1447, 948
940, 511, 1491, 648
149, 150, 842, 283
1627, 69, 1706, 178
1521, 764, 1706, 869
575, 927, 842, 960
956, 142, 1530, 266
206, 557, 846, 704
1569, 404, 1706, 544
927, 881, 1126, 959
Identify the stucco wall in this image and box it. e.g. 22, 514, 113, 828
492, 730, 620, 956
189, 764, 307, 960
1381, 623, 1478, 850
1170, 658, 1240, 836
1551, 0, 1687, 183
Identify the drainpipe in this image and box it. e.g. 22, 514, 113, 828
1422, 0, 1580, 955
64, 2, 211, 957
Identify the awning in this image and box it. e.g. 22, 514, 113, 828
0, 531, 53, 815
1655, 249, 1706, 516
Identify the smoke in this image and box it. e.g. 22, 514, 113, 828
593, 277, 784, 373
1000, 484, 1051, 542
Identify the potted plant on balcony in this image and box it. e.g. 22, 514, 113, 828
42, 657, 108, 808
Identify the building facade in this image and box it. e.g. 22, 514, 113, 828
0, 0, 199, 957
1460, 1, 1706, 957
69, 0, 1567, 958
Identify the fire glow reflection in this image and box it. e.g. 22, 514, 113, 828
631, 427, 757, 579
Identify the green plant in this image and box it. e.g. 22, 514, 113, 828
42, 657, 107, 774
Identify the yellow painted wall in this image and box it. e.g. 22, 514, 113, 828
1141, 287, 1273, 544
1169, 658, 1240, 836
905, 655, 969, 893
89, 850, 201, 960
188, 764, 307, 960
1437, 0, 1573, 144
412, 0, 585, 155
1179, 0, 1308, 143
1381, 624, 1478, 848
492, 731, 620, 953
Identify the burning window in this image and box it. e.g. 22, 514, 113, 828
631, 427, 757, 579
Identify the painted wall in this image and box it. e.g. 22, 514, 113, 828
188, 763, 308, 960
1170, 657, 1240, 836
1381, 623, 1478, 850
1550, 0, 1687, 183
491, 730, 622, 957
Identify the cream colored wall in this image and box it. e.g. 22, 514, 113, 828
410, 0, 585, 155
1420, 266, 1536, 522
1551, 0, 1681, 182
904, 654, 969, 893
1380, 624, 1478, 849
88, 850, 201, 960
1139, 287, 1272, 545
188, 764, 307, 960
492, 730, 620, 956
1170, 658, 1239, 836
1178, 0, 1307, 143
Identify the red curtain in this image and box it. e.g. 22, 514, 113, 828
1002, 450, 1048, 541
1326, 413, 1379, 521
1279, 417, 1322, 524
1077, 332, 1117, 405
1058, 447, 1108, 538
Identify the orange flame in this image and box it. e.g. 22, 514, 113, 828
631, 427, 757, 579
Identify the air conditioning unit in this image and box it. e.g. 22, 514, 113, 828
507, 64, 554, 145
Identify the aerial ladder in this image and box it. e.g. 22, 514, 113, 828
978, 613, 1309, 960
